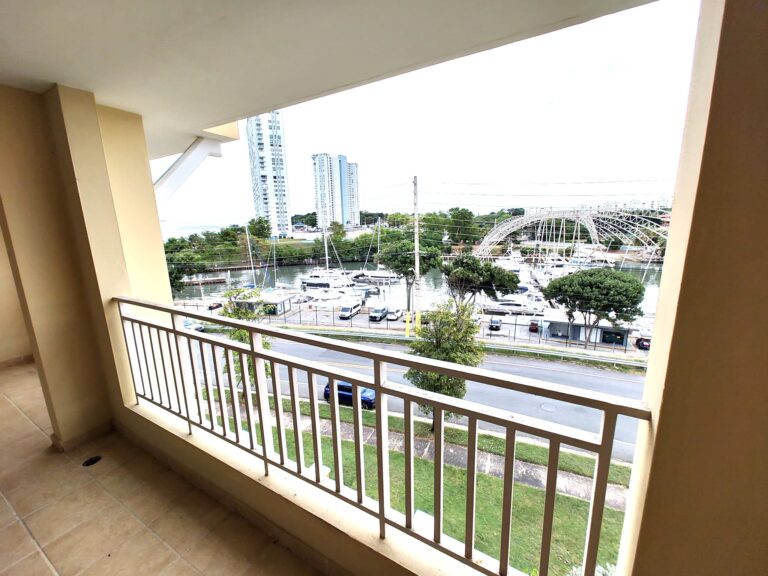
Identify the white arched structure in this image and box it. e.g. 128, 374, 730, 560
475, 207, 670, 258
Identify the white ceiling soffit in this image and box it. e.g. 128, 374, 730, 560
0, 0, 652, 159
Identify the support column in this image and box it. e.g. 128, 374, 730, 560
619, 1, 768, 574
0, 83, 174, 449
0, 85, 111, 448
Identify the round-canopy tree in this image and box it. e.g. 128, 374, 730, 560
440, 253, 519, 305
543, 268, 644, 348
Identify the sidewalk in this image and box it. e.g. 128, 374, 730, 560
277, 410, 628, 511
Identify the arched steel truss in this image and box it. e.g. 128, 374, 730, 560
475, 207, 669, 258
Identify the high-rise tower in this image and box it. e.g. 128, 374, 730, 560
246, 112, 290, 237
312, 153, 359, 229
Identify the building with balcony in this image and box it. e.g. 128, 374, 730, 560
246, 112, 291, 238
313, 153, 360, 228
0, 1, 765, 575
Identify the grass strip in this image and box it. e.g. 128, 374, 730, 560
270, 396, 631, 487
243, 421, 623, 576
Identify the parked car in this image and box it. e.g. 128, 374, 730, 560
338, 302, 361, 319
529, 319, 540, 333
207, 302, 223, 311
369, 306, 389, 322
387, 309, 403, 321
323, 381, 376, 410
636, 336, 651, 350
489, 318, 503, 331
183, 318, 204, 332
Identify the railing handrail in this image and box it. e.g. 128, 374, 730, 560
114, 296, 651, 420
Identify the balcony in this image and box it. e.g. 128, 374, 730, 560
113, 297, 650, 576
0, 361, 318, 575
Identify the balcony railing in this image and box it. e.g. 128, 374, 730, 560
115, 297, 651, 576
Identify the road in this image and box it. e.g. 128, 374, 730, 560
266, 340, 645, 461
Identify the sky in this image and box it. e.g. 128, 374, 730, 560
152, 0, 701, 239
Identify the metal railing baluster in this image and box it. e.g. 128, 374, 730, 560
187, 336, 204, 426
499, 427, 517, 575
212, 346, 229, 436
149, 328, 164, 406
239, 353, 257, 451
539, 440, 560, 576
164, 330, 181, 414
226, 349, 242, 445
138, 324, 154, 402
306, 372, 323, 483
352, 382, 366, 503
404, 399, 414, 530
582, 412, 618, 576
375, 360, 390, 539
329, 378, 343, 493
433, 406, 444, 544
287, 367, 304, 473
464, 417, 478, 559
157, 329, 173, 410
269, 359, 287, 465
199, 341, 215, 431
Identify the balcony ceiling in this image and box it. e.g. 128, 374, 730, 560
0, 0, 651, 159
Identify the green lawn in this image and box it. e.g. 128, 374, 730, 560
252, 422, 623, 576
269, 396, 632, 487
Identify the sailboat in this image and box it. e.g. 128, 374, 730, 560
299, 229, 357, 289
353, 218, 402, 284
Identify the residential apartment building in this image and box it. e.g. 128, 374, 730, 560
312, 153, 360, 228
246, 112, 290, 237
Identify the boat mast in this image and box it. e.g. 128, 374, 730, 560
244, 222, 257, 286
322, 227, 330, 270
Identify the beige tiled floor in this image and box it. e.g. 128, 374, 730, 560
0, 363, 322, 576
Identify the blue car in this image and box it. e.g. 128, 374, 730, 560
323, 381, 376, 410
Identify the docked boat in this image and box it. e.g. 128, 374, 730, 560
300, 267, 357, 289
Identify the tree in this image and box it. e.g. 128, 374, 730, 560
448, 207, 482, 245
405, 302, 484, 431
376, 240, 441, 312
387, 212, 412, 228
248, 217, 272, 239
440, 254, 519, 305
291, 212, 317, 228
328, 221, 346, 240
220, 289, 271, 379
165, 249, 206, 292
543, 269, 644, 348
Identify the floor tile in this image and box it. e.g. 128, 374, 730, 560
5, 458, 91, 517
183, 513, 271, 576
80, 528, 178, 576
0, 552, 54, 576
0, 521, 37, 571
24, 480, 115, 546
149, 489, 229, 555
43, 503, 143, 576
158, 557, 202, 576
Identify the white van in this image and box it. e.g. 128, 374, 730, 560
338, 302, 361, 319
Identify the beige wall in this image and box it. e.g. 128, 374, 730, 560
0, 85, 175, 449
620, 0, 768, 574
0, 228, 30, 363
96, 105, 172, 305
0, 85, 111, 445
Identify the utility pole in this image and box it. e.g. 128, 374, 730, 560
413, 176, 420, 326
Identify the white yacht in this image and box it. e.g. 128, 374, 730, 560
300, 267, 356, 289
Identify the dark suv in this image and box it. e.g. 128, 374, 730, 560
489, 318, 503, 331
